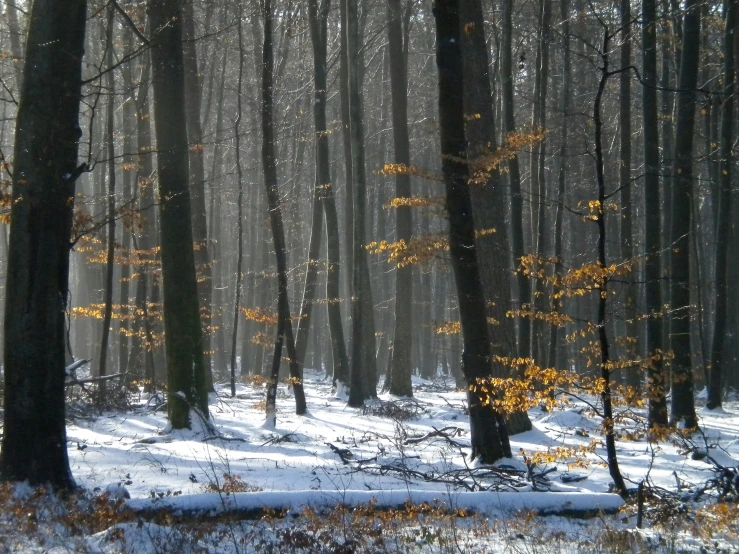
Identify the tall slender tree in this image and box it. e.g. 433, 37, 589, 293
461, 0, 531, 434
619, 0, 638, 387
669, 0, 700, 428
307, 0, 349, 392
643, 0, 669, 427
346, 0, 378, 406
230, 9, 246, 398
261, 0, 307, 425
386, 0, 413, 398
98, 4, 116, 401
183, 0, 214, 391
1, 0, 88, 488
501, 0, 531, 359
433, 0, 511, 464
707, 0, 735, 410
148, 0, 209, 429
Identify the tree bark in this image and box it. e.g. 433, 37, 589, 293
261, 0, 307, 426
128, 51, 157, 387
643, 0, 669, 427
387, 0, 413, 398
549, 0, 571, 380
339, 0, 354, 315
1, 0, 87, 488
707, 0, 735, 410
346, 0, 378, 407
433, 0, 511, 464
98, 5, 116, 402
149, 0, 209, 429
531, 0, 552, 363
669, 0, 700, 428
593, 29, 627, 496
230, 11, 246, 397
461, 0, 531, 434
501, 0, 531, 359
182, 0, 214, 392
307, 0, 349, 391
619, 0, 638, 388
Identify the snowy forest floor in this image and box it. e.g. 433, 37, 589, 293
2, 370, 739, 553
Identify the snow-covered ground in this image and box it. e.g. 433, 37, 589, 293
4, 370, 739, 552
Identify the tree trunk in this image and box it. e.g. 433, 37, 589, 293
128, 51, 156, 387
230, 11, 246, 397
619, 0, 638, 387
387, 0, 413, 398
293, 142, 324, 368
433, 0, 511, 464
262, 0, 307, 426
660, 11, 676, 360
339, 0, 354, 315
531, 0, 552, 363
461, 0, 531, 435
669, 0, 700, 428
643, 0, 669, 427
182, 0, 214, 392
149, 0, 209, 429
118, 26, 135, 377
307, 0, 349, 392
98, 5, 116, 402
593, 30, 627, 496
1, 0, 87, 488
210, 47, 229, 377
707, 0, 735, 410
549, 0, 570, 379
346, 0, 378, 407
501, 0, 531, 359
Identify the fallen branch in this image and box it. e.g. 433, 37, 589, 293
65, 372, 125, 388
403, 426, 467, 448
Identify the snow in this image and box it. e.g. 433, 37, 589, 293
63, 371, 739, 504
126, 489, 625, 516
6, 369, 739, 551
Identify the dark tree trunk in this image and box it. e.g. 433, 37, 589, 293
210, 47, 229, 377
593, 30, 627, 497
619, 0, 638, 387
660, 11, 676, 358
182, 0, 214, 392
1, 0, 87, 489
118, 27, 135, 377
501, 0, 531, 359
707, 0, 735, 410
549, 0, 570, 376
262, 0, 307, 425
346, 0, 378, 407
643, 0, 669, 427
340, 0, 354, 314
461, 0, 531, 435
98, 5, 116, 402
669, 0, 700, 428
128, 52, 157, 387
307, 0, 349, 391
433, 0, 511, 464
294, 121, 324, 368
530, 0, 551, 364
230, 12, 246, 398
387, 0, 413, 398
149, 0, 209, 429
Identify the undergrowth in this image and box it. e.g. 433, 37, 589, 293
0, 482, 737, 553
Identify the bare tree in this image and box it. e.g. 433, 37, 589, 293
1, 0, 88, 488
148, 0, 209, 429
433, 0, 511, 464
